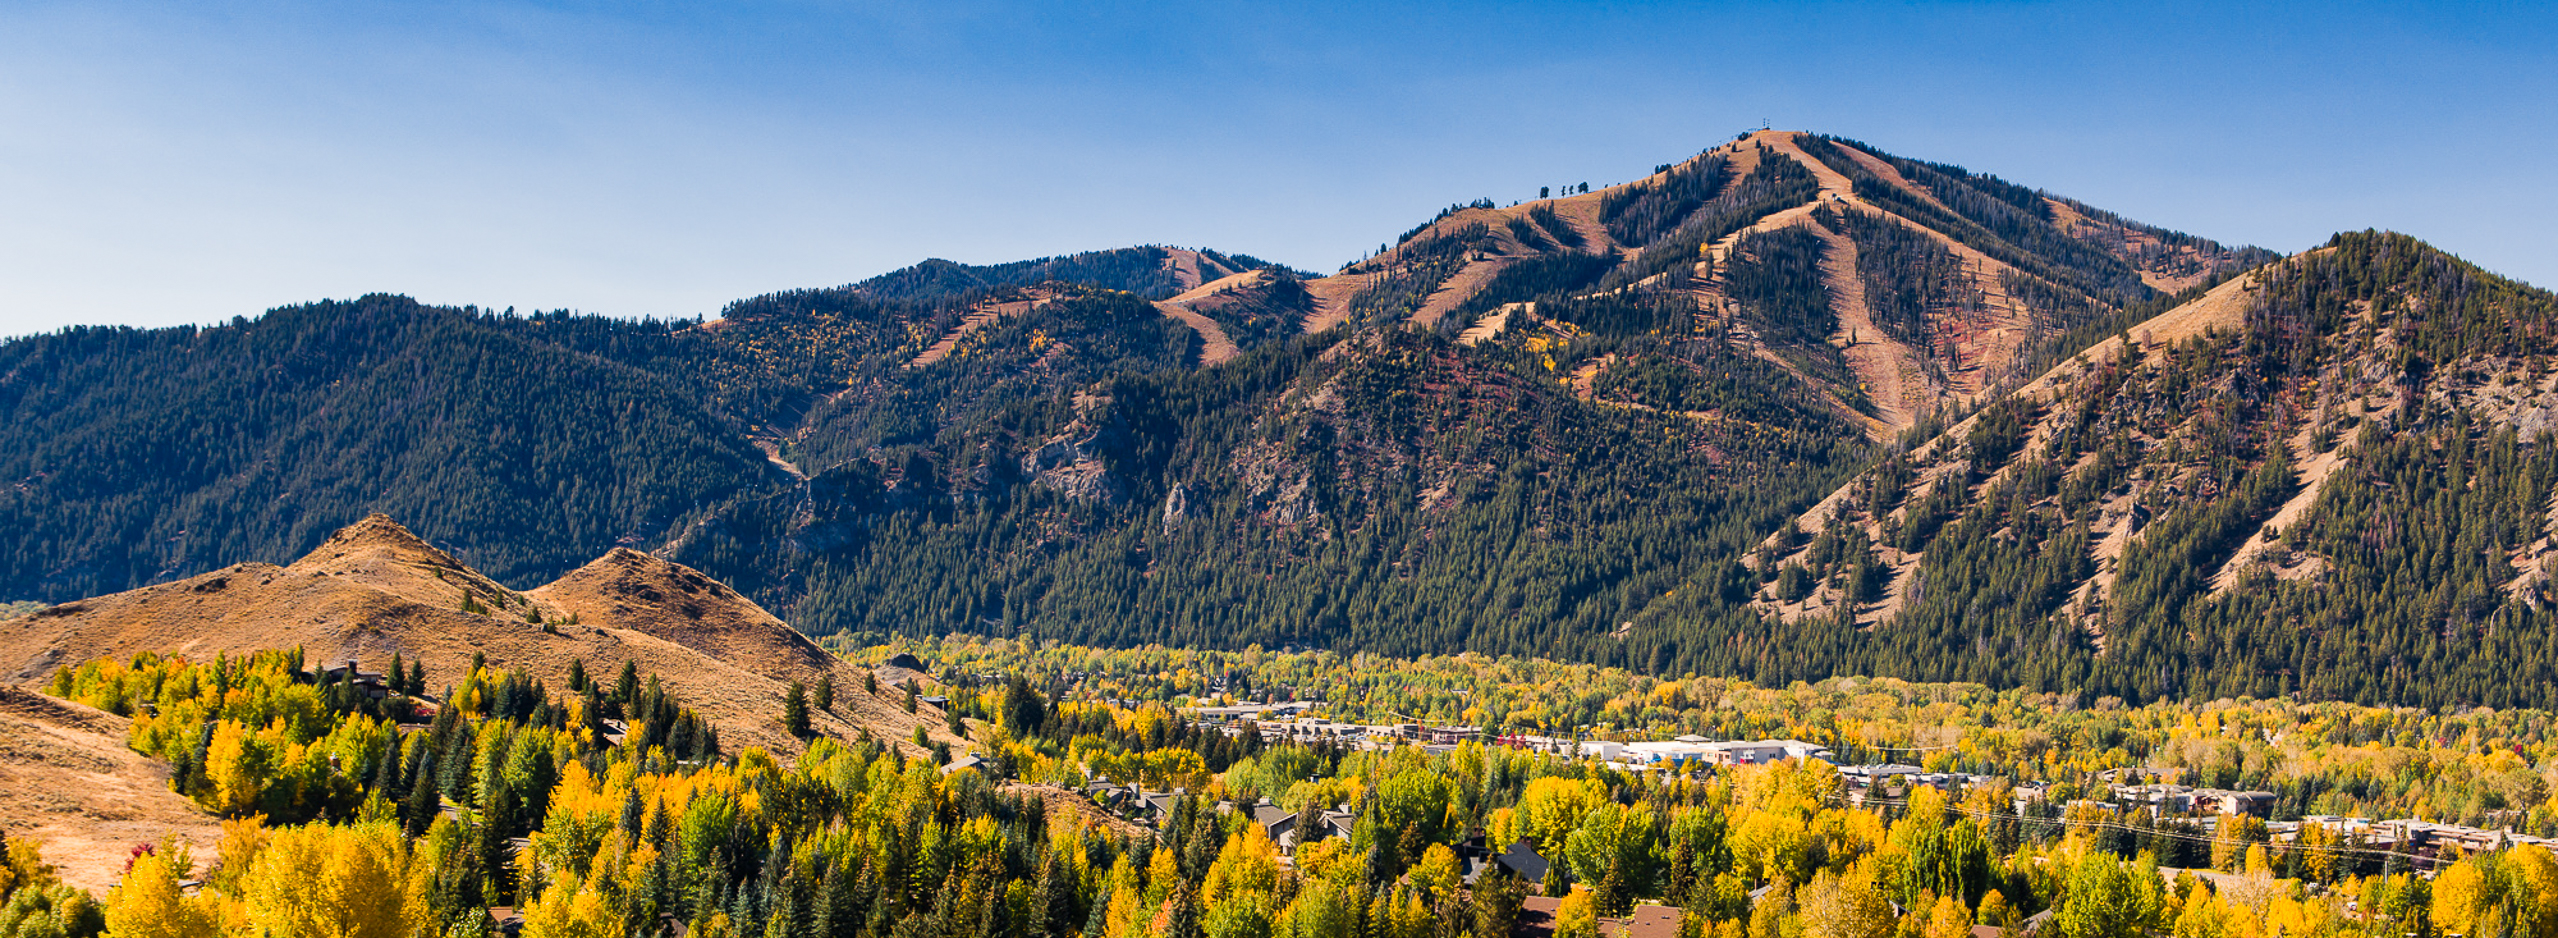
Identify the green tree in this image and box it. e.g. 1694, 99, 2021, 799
784, 682, 812, 739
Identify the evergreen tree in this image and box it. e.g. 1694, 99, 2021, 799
785, 682, 812, 740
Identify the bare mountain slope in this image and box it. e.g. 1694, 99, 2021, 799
1291, 130, 2271, 437
528, 546, 834, 682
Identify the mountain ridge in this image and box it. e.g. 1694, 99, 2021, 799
13, 130, 2554, 709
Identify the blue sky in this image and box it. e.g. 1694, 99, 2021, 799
2, 1, 2551, 336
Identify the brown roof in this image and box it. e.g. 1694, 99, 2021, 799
1512, 896, 1681, 938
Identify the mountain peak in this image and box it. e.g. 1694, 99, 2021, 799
276, 512, 549, 620
529, 545, 833, 681
309, 513, 454, 564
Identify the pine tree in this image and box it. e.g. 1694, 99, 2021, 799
1164, 880, 1203, 938
785, 683, 812, 740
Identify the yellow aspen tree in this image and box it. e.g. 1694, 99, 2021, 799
1407, 844, 1463, 906
1801, 867, 1895, 938
1103, 860, 1147, 938
2509, 847, 2558, 938
206, 815, 267, 895
0, 833, 59, 899
238, 822, 422, 938
104, 849, 219, 938
520, 873, 618, 938
1923, 894, 1974, 938
1555, 887, 1601, 938
1200, 825, 1280, 907
2433, 859, 2489, 938
1143, 843, 1182, 909
2171, 884, 2228, 938
203, 722, 267, 817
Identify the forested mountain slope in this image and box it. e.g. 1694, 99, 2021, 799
846, 245, 1296, 303
1730, 232, 2558, 708
0, 296, 774, 599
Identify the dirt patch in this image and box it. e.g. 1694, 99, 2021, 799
1799, 216, 1924, 434
1409, 255, 1520, 329
1458, 302, 1528, 346
1298, 273, 1377, 333
1150, 301, 1242, 365
2209, 442, 2348, 594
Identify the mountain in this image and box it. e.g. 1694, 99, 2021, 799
1717, 231, 2558, 709
0, 515, 962, 755
1294, 130, 2271, 433
13, 129, 2553, 709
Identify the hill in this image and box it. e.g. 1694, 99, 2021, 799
0, 515, 962, 756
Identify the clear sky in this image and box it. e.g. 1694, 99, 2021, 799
2, 1, 2551, 337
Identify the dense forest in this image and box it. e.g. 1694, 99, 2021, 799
11, 641, 2558, 938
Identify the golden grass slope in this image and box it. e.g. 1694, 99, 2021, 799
0, 686, 220, 896
0, 515, 962, 759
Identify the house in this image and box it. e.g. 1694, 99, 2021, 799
1837, 764, 1926, 804
1317, 807, 1357, 843
1251, 801, 1297, 843
1494, 839, 1549, 885
1083, 783, 1136, 814
1138, 790, 1183, 826
319, 658, 394, 700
